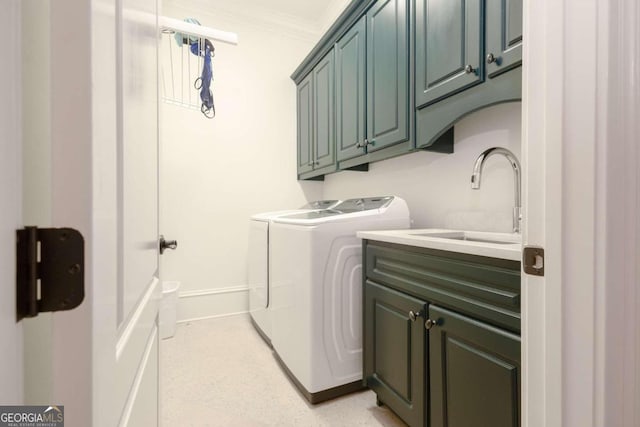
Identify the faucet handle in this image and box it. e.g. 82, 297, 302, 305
513, 207, 522, 234
471, 172, 481, 189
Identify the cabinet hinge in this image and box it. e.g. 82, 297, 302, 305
522, 246, 544, 276
16, 227, 85, 321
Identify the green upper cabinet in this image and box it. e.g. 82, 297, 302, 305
415, 0, 521, 106
335, 0, 414, 165
415, 0, 483, 107
366, 0, 410, 152
313, 50, 336, 169
296, 72, 314, 175
486, 0, 523, 78
336, 16, 367, 162
294, 0, 473, 177
414, 0, 522, 148
296, 50, 337, 179
429, 305, 521, 427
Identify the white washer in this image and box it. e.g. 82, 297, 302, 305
270, 196, 410, 403
248, 200, 339, 345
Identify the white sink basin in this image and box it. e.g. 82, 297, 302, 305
356, 229, 522, 261
408, 230, 521, 245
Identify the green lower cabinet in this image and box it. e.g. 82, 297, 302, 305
429, 305, 521, 427
364, 281, 426, 427
363, 240, 521, 427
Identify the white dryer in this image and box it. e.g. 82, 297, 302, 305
269, 196, 410, 403
248, 200, 339, 345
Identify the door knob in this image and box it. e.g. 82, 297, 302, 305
159, 235, 177, 254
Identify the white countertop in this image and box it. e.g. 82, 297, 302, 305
356, 228, 522, 261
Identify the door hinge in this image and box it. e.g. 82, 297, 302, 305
16, 227, 85, 321
523, 246, 544, 276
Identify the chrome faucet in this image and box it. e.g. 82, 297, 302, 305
471, 147, 522, 233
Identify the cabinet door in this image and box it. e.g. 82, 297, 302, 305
485, 0, 522, 78
366, 0, 409, 152
364, 281, 426, 427
336, 17, 366, 162
313, 50, 336, 169
429, 305, 521, 427
296, 73, 314, 175
415, 0, 483, 107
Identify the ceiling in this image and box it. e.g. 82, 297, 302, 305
263, 0, 343, 23
171, 0, 350, 37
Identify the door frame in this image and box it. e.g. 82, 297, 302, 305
1, 0, 24, 405
48, 0, 111, 425
522, 0, 640, 426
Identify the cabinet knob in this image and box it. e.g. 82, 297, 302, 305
408, 310, 424, 322
366, 139, 375, 147
308, 162, 314, 167
424, 318, 439, 330
486, 53, 497, 64
464, 64, 476, 74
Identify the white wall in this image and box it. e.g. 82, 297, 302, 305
323, 103, 522, 232
160, 1, 520, 322
161, 2, 325, 321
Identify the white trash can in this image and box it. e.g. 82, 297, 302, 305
160, 281, 180, 339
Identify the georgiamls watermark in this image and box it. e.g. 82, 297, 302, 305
0, 406, 64, 427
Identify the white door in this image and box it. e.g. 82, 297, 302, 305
15, 0, 162, 426
523, 0, 640, 426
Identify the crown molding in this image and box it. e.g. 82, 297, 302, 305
164, 0, 326, 43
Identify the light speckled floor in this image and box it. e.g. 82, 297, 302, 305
161, 314, 407, 427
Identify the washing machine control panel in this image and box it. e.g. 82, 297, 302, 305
335, 196, 393, 212
277, 197, 395, 221
300, 200, 340, 209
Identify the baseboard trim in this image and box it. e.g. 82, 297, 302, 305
176, 286, 248, 323
176, 310, 249, 325
178, 286, 249, 299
